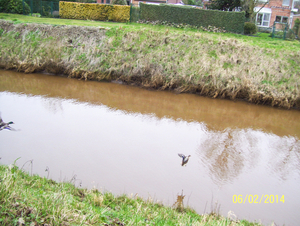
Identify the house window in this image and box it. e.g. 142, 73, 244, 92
256, 13, 271, 27
282, 0, 290, 6
275, 16, 289, 23
101, 0, 104, 3
107, 0, 110, 3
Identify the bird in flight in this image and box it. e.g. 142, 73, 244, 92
178, 153, 191, 166
0, 114, 15, 131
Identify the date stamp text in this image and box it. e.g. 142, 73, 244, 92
232, 195, 285, 204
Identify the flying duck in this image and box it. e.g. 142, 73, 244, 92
178, 153, 191, 166
0, 115, 14, 131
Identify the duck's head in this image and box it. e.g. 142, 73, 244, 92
8, 121, 14, 124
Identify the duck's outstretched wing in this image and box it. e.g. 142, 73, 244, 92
178, 153, 185, 159
7, 125, 18, 131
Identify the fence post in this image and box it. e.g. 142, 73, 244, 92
50, 1, 53, 16
22, 0, 24, 14
130, 4, 132, 22
30, 0, 33, 15
272, 22, 275, 39
283, 23, 288, 40
40, 0, 42, 15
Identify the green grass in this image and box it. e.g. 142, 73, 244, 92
0, 13, 125, 28
0, 13, 299, 109
0, 13, 299, 49
0, 163, 262, 225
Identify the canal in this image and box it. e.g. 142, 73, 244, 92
0, 70, 299, 225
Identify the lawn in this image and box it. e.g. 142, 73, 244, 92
1, 12, 299, 49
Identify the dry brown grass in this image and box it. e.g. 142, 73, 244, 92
0, 20, 299, 109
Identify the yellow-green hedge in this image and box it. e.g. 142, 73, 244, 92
59, 1, 130, 22
108, 5, 130, 22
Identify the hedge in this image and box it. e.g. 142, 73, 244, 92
140, 3, 245, 34
129, 5, 140, 22
59, 1, 130, 22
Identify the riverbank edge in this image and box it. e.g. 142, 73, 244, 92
0, 163, 263, 225
0, 19, 299, 110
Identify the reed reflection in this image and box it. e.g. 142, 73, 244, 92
1, 69, 300, 138
268, 137, 300, 181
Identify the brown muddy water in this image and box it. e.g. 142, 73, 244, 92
0, 69, 300, 225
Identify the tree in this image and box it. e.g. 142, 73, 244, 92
182, 0, 196, 5
207, 0, 268, 22
207, 0, 241, 11
241, 0, 268, 22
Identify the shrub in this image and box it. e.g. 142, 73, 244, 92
139, 3, 245, 34
244, 22, 257, 35
109, 5, 130, 22
59, 1, 130, 22
286, 29, 296, 40
111, 0, 127, 5
293, 18, 300, 37
0, 0, 30, 14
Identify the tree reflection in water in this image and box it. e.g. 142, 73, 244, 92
197, 129, 300, 185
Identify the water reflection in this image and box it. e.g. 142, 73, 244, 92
1, 69, 300, 138
198, 129, 300, 186
1, 70, 300, 226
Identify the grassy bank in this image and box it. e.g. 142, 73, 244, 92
0, 13, 300, 109
0, 163, 261, 225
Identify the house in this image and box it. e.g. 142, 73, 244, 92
255, 0, 299, 30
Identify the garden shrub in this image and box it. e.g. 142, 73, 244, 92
293, 18, 300, 37
59, 1, 130, 22
111, 0, 127, 5
0, 0, 30, 14
286, 29, 296, 40
109, 5, 130, 22
139, 3, 245, 34
244, 22, 257, 35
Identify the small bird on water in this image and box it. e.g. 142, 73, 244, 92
178, 153, 191, 166
0, 115, 15, 131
